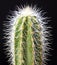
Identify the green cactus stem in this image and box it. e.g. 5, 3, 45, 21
14, 15, 42, 65
4, 6, 50, 65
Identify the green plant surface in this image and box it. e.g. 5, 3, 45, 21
14, 15, 42, 65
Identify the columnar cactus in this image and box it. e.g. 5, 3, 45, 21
4, 6, 51, 65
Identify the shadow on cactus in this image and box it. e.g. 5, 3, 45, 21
3, 6, 51, 65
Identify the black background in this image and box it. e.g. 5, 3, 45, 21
0, 0, 57, 65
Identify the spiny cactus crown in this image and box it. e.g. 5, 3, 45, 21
4, 6, 51, 65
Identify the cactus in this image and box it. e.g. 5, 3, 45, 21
3, 6, 51, 65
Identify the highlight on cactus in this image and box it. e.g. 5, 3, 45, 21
3, 5, 51, 65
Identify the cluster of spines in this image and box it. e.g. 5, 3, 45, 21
3, 6, 51, 65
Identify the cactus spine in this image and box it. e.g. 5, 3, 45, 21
4, 6, 51, 65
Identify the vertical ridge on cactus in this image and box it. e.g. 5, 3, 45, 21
3, 6, 51, 65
